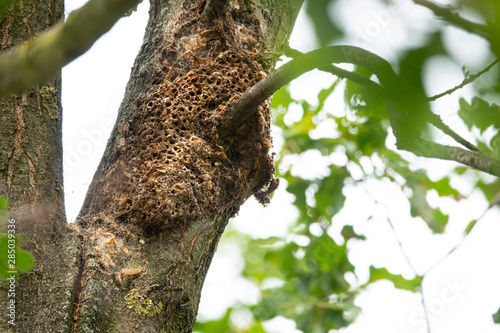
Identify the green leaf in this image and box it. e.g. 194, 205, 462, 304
0, 0, 14, 12
284, 173, 307, 205
0, 197, 7, 224
403, 171, 452, 233
367, 266, 422, 292
458, 97, 500, 133
253, 289, 294, 321
493, 306, 500, 324
271, 84, 294, 110
314, 166, 348, 219
477, 178, 500, 203
464, 219, 477, 235
307, 234, 354, 292
243, 238, 297, 283
0, 197, 7, 210
432, 177, 460, 198
341, 225, 366, 242
194, 306, 267, 332
252, 236, 285, 247
454, 166, 469, 175
408, 187, 449, 233
491, 132, 500, 158
354, 117, 388, 155
0, 233, 34, 279
245, 230, 358, 331
458, 0, 497, 23
193, 308, 232, 332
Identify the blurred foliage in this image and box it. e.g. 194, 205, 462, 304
365, 266, 422, 292
459, 97, 500, 157
0, 198, 34, 280
305, 0, 343, 46
0, 0, 13, 12
457, 0, 500, 25
195, 0, 500, 331
494, 306, 500, 324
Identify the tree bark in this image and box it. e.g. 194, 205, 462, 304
0, 0, 83, 332
1, 0, 302, 331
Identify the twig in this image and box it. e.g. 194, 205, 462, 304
381, 211, 429, 333
412, 0, 491, 39
420, 290, 432, 333
363, 194, 419, 275
429, 60, 499, 101
367, 195, 431, 333
423, 200, 498, 275
365, 174, 499, 333
0, 0, 140, 96
427, 113, 480, 152
385, 214, 419, 276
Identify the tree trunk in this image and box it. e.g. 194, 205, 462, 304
1, 0, 303, 331
0, 0, 82, 332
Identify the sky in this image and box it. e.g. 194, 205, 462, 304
62, 0, 500, 332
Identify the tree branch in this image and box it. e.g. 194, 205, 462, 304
285, 47, 386, 97
412, 0, 491, 39
219, 45, 500, 177
409, 139, 500, 177
0, 0, 140, 96
218, 45, 394, 138
428, 59, 498, 101
427, 113, 480, 152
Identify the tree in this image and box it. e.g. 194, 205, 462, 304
1, 0, 499, 332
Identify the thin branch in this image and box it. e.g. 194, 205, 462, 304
366, 195, 420, 276
412, 0, 491, 39
366, 196, 431, 333
387, 212, 431, 333
218, 45, 396, 138
385, 214, 419, 276
408, 139, 500, 177
429, 60, 499, 101
420, 290, 432, 333
423, 201, 498, 275
428, 113, 480, 152
0, 0, 140, 96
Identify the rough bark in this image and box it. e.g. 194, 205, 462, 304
0, 0, 82, 332
71, 1, 302, 331
2, 0, 302, 332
